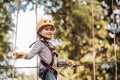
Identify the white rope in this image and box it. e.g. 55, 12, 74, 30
35, 0, 39, 80
112, 0, 118, 80
91, 0, 96, 80
12, 0, 20, 80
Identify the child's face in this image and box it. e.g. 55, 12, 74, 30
39, 25, 55, 40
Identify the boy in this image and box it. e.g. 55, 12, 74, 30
13, 19, 74, 80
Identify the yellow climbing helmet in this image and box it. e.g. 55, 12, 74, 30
36, 19, 55, 32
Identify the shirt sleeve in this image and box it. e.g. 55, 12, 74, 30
57, 59, 67, 67
25, 41, 44, 60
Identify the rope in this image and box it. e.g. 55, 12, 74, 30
12, 0, 20, 80
91, 0, 96, 80
1, 59, 120, 69
112, 0, 118, 80
35, 0, 39, 80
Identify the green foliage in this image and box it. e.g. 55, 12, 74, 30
0, 0, 14, 79
0, 1, 11, 60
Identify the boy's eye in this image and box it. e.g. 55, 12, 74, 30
49, 28, 54, 31
45, 28, 48, 30
44, 28, 49, 30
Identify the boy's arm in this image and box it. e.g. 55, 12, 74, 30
13, 41, 43, 59
57, 59, 74, 67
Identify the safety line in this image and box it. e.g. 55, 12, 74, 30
12, 0, 20, 80
1, 59, 120, 69
112, 0, 118, 80
91, 0, 96, 80
35, 0, 39, 80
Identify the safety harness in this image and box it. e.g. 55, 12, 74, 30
40, 40, 58, 80
29, 33, 58, 80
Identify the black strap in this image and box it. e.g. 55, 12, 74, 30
41, 60, 56, 70
42, 69, 49, 80
41, 40, 55, 66
40, 40, 56, 80
29, 41, 37, 48
41, 60, 57, 80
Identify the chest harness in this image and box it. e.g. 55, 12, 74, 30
40, 40, 58, 80
29, 36, 58, 80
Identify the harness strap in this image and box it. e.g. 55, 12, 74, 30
41, 40, 55, 65
40, 40, 56, 80
41, 58, 56, 71
42, 69, 49, 80
41, 60, 57, 80
29, 40, 58, 80
29, 41, 37, 48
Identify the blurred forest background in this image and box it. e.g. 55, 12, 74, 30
0, 0, 120, 80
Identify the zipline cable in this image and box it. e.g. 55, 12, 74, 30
112, 0, 118, 80
12, 0, 20, 80
1, 59, 120, 69
91, 0, 96, 80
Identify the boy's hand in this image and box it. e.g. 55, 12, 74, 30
13, 52, 27, 59
66, 59, 74, 65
